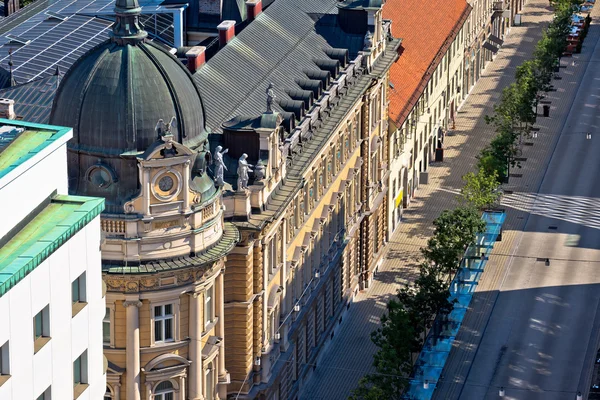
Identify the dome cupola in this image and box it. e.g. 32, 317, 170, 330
50, 0, 209, 211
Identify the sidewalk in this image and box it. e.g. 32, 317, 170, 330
298, 0, 594, 398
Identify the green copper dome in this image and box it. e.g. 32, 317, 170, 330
49, 0, 209, 212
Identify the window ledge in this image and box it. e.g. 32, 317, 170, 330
73, 383, 89, 399
72, 301, 87, 318
34, 337, 51, 354
0, 375, 10, 388
202, 317, 219, 337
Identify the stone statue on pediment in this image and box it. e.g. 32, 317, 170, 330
213, 145, 229, 186
237, 153, 253, 191
266, 83, 276, 113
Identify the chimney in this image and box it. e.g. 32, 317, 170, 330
246, 0, 262, 21
186, 46, 206, 73
217, 20, 236, 47
3, 0, 20, 17
0, 98, 16, 120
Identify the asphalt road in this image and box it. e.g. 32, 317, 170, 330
449, 22, 600, 400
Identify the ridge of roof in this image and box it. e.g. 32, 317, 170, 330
383, 0, 471, 126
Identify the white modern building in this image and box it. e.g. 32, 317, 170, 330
0, 112, 106, 400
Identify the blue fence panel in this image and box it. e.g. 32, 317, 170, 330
404, 211, 506, 400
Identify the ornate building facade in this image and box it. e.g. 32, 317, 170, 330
194, 0, 400, 398
49, 1, 238, 399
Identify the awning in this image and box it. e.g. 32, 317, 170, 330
482, 42, 498, 53
488, 34, 504, 46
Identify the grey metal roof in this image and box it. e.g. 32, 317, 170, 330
0, 73, 59, 123
193, 0, 369, 134
228, 37, 402, 230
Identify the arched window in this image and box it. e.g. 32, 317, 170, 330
154, 381, 174, 400
104, 385, 113, 400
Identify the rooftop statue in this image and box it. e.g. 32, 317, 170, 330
266, 82, 276, 113
155, 116, 177, 138
213, 146, 229, 186
237, 153, 253, 191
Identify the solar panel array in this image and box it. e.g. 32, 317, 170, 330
0, 0, 179, 87
0, 15, 112, 84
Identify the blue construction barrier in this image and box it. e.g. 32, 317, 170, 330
404, 210, 506, 399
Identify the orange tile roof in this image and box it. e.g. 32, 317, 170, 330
383, 0, 471, 126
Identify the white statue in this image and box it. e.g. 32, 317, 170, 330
155, 116, 177, 138
364, 31, 373, 50
213, 145, 229, 186
237, 153, 253, 191
266, 82, 276, 113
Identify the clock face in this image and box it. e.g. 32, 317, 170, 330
152, 170, 181, 201
158, 175, 174, 192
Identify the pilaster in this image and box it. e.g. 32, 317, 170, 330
124, 298, 142, 400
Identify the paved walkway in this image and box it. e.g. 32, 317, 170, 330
298, 0, 596, 398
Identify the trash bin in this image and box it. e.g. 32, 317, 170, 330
435, 148, 444, 162
543, 105, 550, 117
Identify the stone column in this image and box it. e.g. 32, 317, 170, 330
183, 160, 191, 212
179, 376, 186, 399
262, 241, 268, 346
216, 272, 226, 377
124, 299, 142, 400
188, 292, 204, 400
145, 382, 152, 400
143, 168, 151, 216
114, 383, 121, 400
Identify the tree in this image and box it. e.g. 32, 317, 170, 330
398, 262, 455, 343
477, 122, 520, 181
349, 300, 417, 400
461, 168, 502, 210
422, 207, 486, 276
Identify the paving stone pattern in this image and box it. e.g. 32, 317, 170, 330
298, 0, 598, 398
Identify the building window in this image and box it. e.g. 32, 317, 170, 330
73, 350, 88, 399
205, 363, 215, 400
73, 351, 88, 386
268, 238, 276, 276
0, 340, 9, 382
34, 305, 50, 353
72, 272, 87, 303
154, 304, 174, 343
103, 307, 111, 345
205, 286, 214, 328
154, 381, 175, 400
72, 272, 87, 317
36, 386, 51, 400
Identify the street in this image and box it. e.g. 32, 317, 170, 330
434, 6, 600, 400
299, 0, 600, 398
